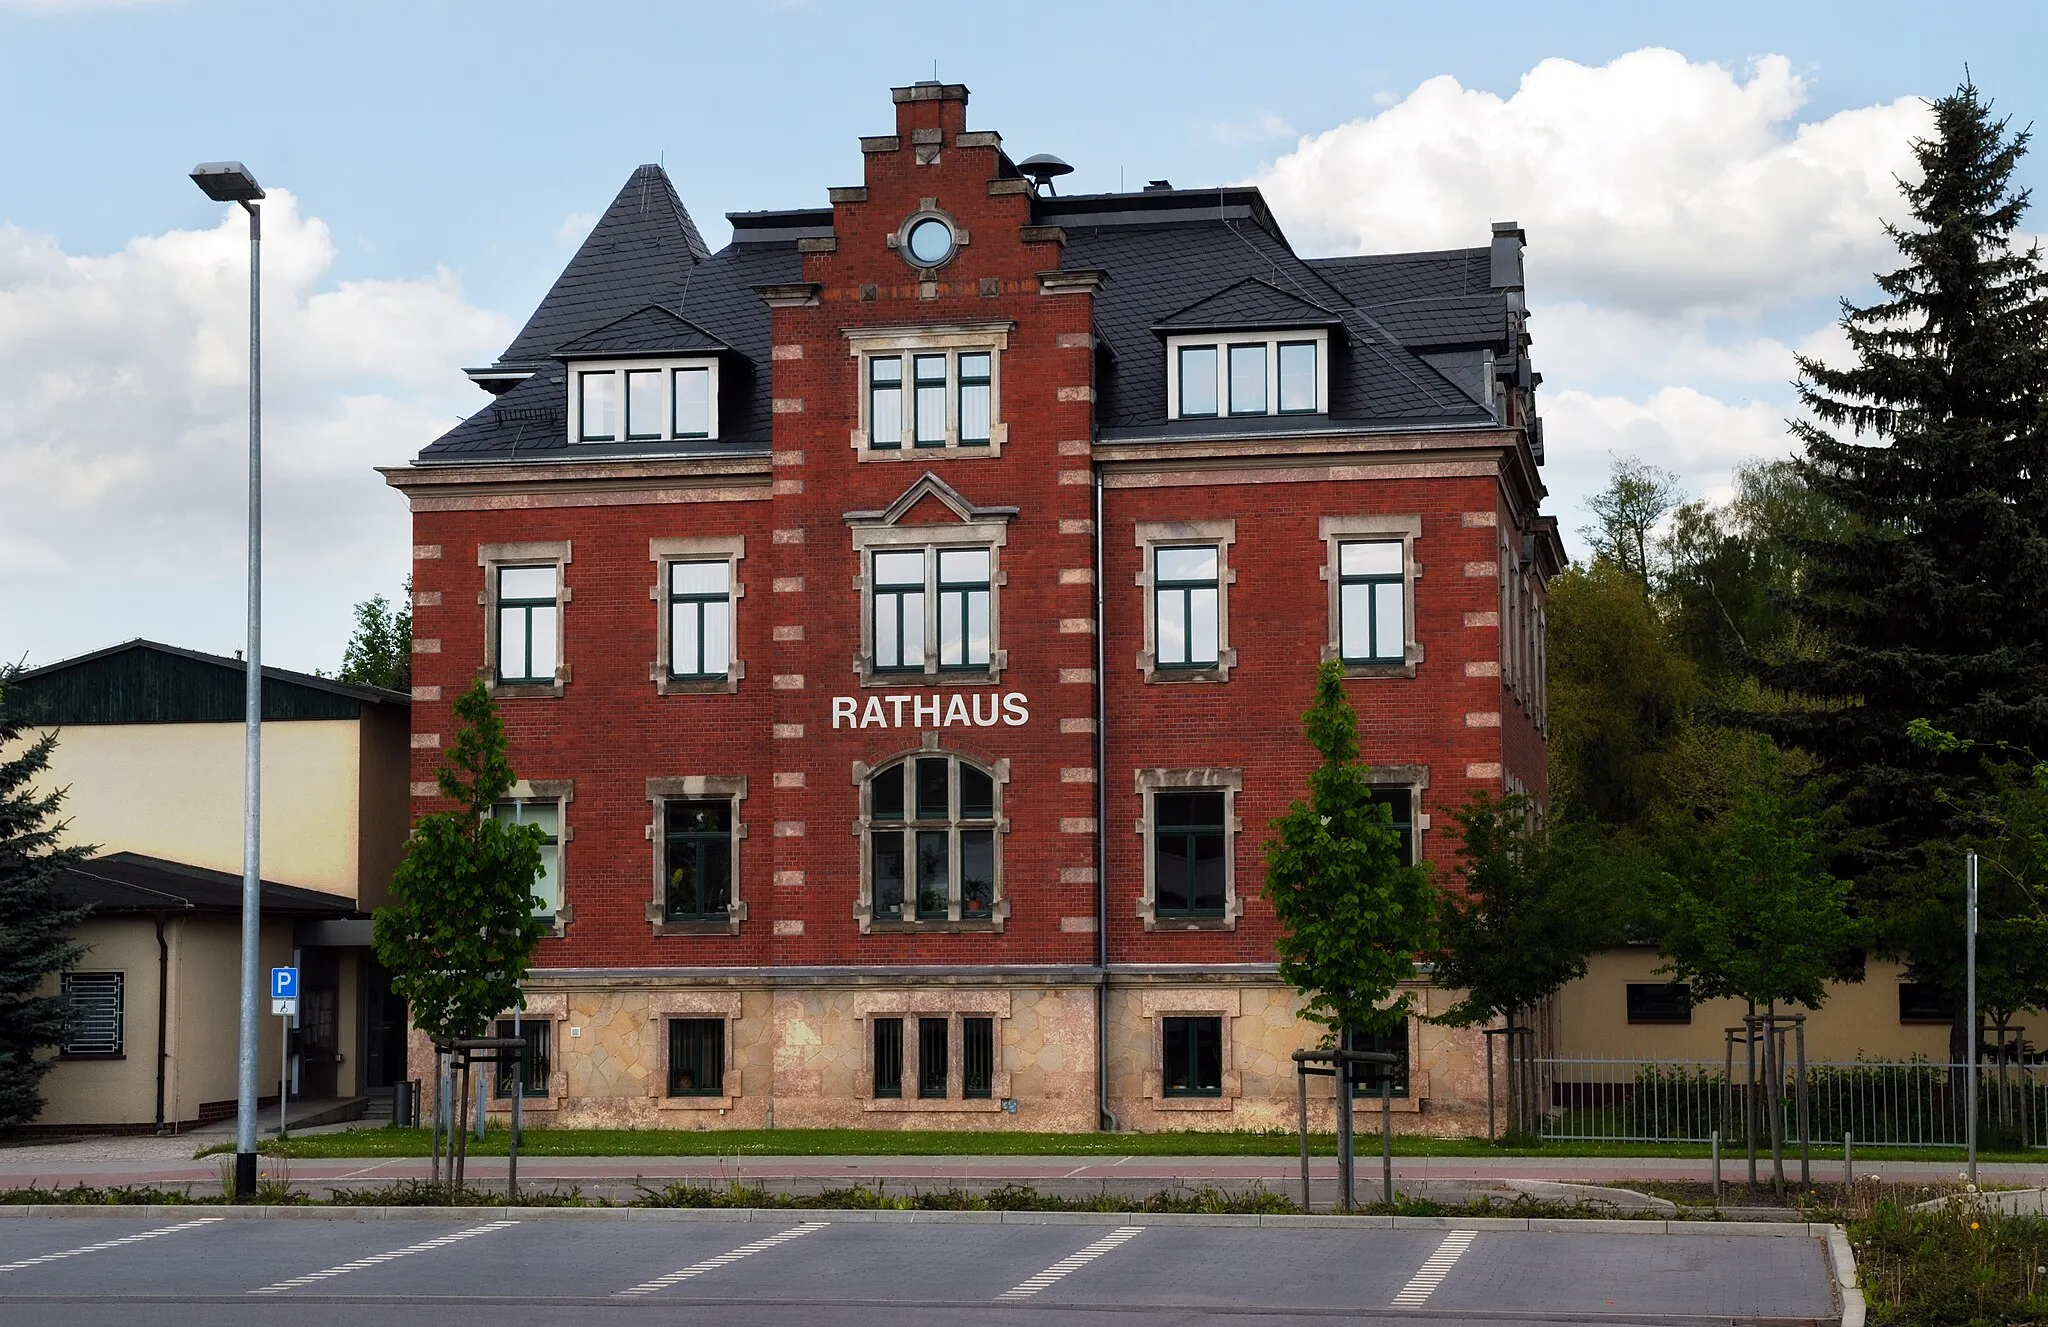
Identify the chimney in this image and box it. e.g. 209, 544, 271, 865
891, 81, 970, 142
1489, 221, 1526, 292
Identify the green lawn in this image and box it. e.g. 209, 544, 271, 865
203, 1125, 2048, 1164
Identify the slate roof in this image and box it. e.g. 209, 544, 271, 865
412, 170, 1529, 465
14, 639, 407, 726
1152, 277, 1344, 331
553, 304, 738, 359
56, 852, 357, 917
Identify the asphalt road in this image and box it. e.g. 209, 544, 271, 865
0, 1211, 1842, 1326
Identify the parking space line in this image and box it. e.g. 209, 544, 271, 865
615, 1221, 829, 1297
0, 1217, 223, 1274
1390, 1229, 1477, 1307
997, 1226, 1145, 1300
248, 1220, 518, 1294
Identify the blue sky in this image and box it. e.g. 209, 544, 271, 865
3, 0, 2045, 671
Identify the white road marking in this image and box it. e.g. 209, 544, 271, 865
0, 1217, 223, 1273
998, 1226, 1145, 1300
616, 1221, 829, 1297
1390, 1229, 1477, 1307
248, 1220, 518, 1294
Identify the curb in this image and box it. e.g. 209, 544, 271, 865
1825, 1223, 1865, 1327
0, 1203, 1849, 1236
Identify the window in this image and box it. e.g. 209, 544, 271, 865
852, 337, 1005, 456
1228, 343, 1267, 415
869, 356, 904, 449
1626, 983, 1693, 1025
1278, 341, 1317, 413
625, 369, 661, 440
913, 354, 947, 446
673, 367, 711, 438
668, 561, 731, 679
664, 800, 734, 921
61, 972, 122, 1056
1162, 1016, 1222, 1097
873, 1017, 904, 1098
869, 545, 995, 675
496, 565, 558, 685
917, 1016, 949, 1098
1366, 787, 1416, 866
1178, 345, 1218, 417
577, 371, 617, 441
1167, 333, 1328, 419
936, 549, 991, 669
573, 361, 720, 442
1345, 1023, 1410, 1099
963, 1016, 994, 1099
1338, 541, 1405, 663
667, 1018, 725, 1097
958, 353, 992, 445
492, 1018, 551, 1098
1153, 791, 1227, 917
905, 216, 956, 266
864, 754, 1000, 925
1154, 546, 1220, 669
1899, 983, 1956, 1024
1319, 516, 1419, 675
871, 550, 926, 672
491, 799, 562, 915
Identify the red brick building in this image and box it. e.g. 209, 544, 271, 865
386, 82, 1561, 1132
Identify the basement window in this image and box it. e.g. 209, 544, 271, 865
61, 972, 123, 1057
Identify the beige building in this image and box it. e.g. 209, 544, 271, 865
16, 640, 411, 1131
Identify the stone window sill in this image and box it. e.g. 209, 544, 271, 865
652, 918, 741, 937
1154, 1096, 1234, 1111
659, 1095, 738, 1111
1148, 914, 1234, 932
856, 668, 1005, 690
867, 918, 1004, 935
864, 1097, 1004, 1113
1146, 668, 1229, 685
655, 673, 740, 696
1336, 661, 1419, 680
490, 682, 564, 701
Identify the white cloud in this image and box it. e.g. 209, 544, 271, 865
1255, 48, 1929, 318
558, 211, 597, 244
1532, 303, 1851, 392
0, 194, 510, 670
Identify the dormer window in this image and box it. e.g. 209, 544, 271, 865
571, 359, 720, 443
1168, 333, 1327, 420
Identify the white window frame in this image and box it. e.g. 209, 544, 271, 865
648, 536, 746, 695
1165, 330, 1330, 421
567, 357, 721, 444
846, 322, 1011, 459
1318, 515, 1423, 678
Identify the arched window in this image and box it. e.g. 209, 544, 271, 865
861, 751, 1003, 928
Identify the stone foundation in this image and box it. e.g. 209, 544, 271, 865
409, 973, 1501, 1135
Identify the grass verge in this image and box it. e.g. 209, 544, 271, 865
1848, 1190, 2048, 1324
191, 1124, 2048, 1165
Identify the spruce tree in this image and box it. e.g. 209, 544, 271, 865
0, 667, 90, 1130
1771, 80, 2048, 884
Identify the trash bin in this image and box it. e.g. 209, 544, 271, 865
392, 1079, 415, 1128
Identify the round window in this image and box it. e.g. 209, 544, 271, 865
905, 217, 955, 267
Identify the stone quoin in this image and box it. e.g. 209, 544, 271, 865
382, 81, 1561, 1132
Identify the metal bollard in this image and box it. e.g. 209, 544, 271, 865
1843, 1131, 1852, 1189
1711, 1129, 1722, 1200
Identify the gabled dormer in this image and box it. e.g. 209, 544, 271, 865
555, 305, 745, 445
1154, 278, 1344, 420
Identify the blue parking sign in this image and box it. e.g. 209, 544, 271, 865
271, 967, 298, 1000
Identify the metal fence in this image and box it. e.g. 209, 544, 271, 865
1534, 1055, 2048, 1149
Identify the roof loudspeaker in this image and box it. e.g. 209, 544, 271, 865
1017, 153, 1074, 195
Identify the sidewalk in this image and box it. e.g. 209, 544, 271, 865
2, 1142, 2042, 1197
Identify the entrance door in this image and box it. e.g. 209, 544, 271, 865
297, 947, 340, 1098
362, 956, 409, 1089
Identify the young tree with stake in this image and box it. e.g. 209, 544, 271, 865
372, 679, 546, 1188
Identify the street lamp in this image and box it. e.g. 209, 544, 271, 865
190, 160, 265, 1202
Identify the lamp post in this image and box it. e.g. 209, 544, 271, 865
189, 161, 265, 1201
